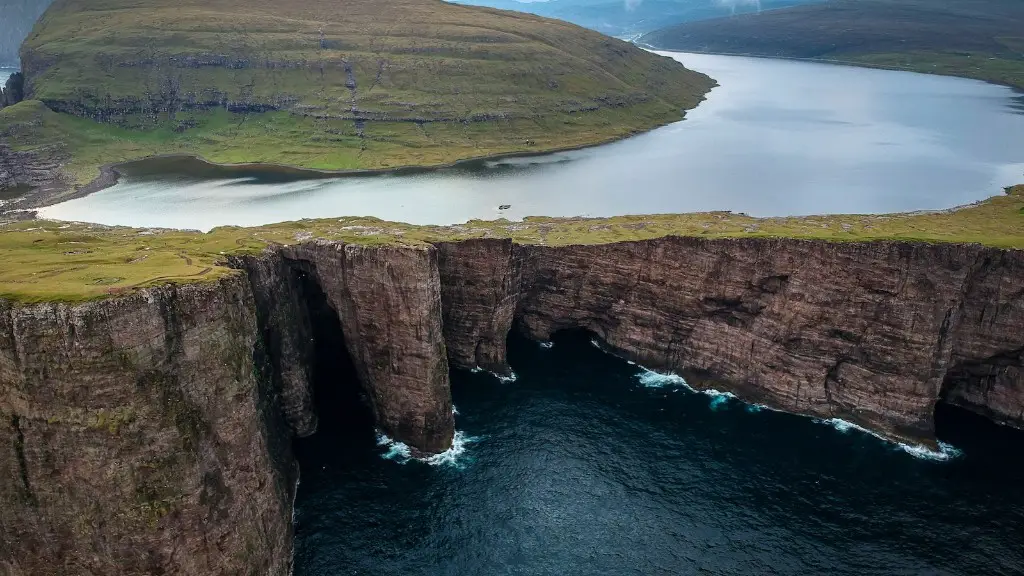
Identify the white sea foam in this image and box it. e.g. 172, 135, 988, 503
470, 366, 517, 383
709, 395, 730, 410
421, 431, 482, 468
452, 405, 460, 416
899, 441, 963, 461
636, 369, 689, 389
633, 369, 736, 411
814, 418, 963, 461
376, 432, 412, 461
376, 430, 481, 468
539, 341, 555, 349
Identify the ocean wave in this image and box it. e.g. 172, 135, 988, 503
636, 369, 690, 389
469, 366, 518, 383
899, 441, 963, 461
452, 405, 460, 416
422, 431, 481, 468
539, 341, 554, 349
376, 433, 412, 461
634, 369, 736, 409
814, 418, 963, 461
376, 430, 481, 468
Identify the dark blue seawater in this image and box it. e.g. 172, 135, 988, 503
293, 331, 1024, 575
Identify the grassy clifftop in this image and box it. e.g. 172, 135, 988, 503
2, 0, 712, 199
2, 185, 1021, 303
641, 0, 1024, 90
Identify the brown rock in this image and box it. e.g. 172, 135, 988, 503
2, 235, 1022, 574
0, 275, 294, 576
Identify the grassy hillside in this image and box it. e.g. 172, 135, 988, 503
641, 0, 1024, 89
2, 184, 1021, 302
2, 0, 712, 200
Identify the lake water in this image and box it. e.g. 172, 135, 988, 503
293, 331, 1024, 575
37, 52, 1024, 231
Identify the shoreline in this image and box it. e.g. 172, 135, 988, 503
4, 109, 699, 215
644, 46, 1024, 93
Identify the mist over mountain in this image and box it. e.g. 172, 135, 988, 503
1, 0, 54, 66
450, 0, 822, 37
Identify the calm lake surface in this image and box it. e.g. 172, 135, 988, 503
38, 52, 1024, 230
294, 331, 1024, 575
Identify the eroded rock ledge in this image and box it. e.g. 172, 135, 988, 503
2, 236, 1022, 574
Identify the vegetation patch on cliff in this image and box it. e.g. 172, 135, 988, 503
1, 185, 1021, 303
1, 0, 713, 202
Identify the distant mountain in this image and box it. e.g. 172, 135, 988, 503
641, 0, 1024, 88
0, 0, 54, 66
449, 0, 823, 37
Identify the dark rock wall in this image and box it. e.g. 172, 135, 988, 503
1, 236, 1022, 573
507, 238, 1022, 444
435, 239, 519, 376
280, 241, 454, 453
0, 275, 294, 576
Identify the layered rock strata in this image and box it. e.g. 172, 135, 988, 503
0, 276, 294, 576
1, 236, 1022, 573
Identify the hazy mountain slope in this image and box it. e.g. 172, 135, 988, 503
641, 0, 1024, 88
0, 0, 55, 66
451, 0, 822, 37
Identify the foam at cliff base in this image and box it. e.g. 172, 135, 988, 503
471, 366, 518, 383
814, 418, 963, 461
634, 368, 737, 406
632, 367, 961, 461
376, 431, 482, 468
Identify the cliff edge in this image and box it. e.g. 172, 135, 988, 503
1, 188, 1022, 573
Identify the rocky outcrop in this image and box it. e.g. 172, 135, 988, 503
0, 275, 294, 576
2, 235, 1022, 573
0, 143, 70, 203
0, 73, 24, 109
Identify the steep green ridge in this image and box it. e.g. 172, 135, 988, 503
641, 0, 1024, 89
2, 185, 1021, 303
3, 0, 712, 198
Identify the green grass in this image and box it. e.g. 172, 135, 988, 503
2, 98, 684, 195
2, 0, 713, 196
2, 185, 1021, 303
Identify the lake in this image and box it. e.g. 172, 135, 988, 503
37, 52, 1024, 231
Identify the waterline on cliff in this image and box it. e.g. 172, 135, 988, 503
634, 368, 738, 408
631, 366, 961, 461
815, 418, 963, 461
470, 366, 518, 383
375, 431, 481, 468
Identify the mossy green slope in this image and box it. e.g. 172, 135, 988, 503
4, 0, 712, 196
2, 185, 1021, 303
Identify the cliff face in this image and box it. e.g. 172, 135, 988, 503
279, 242, 454, 453
505, 238, 1023, 443
2, 235, 1022, 573
0, 275, 294, 576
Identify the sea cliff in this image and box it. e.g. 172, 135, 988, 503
2, 231, 1022, 573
